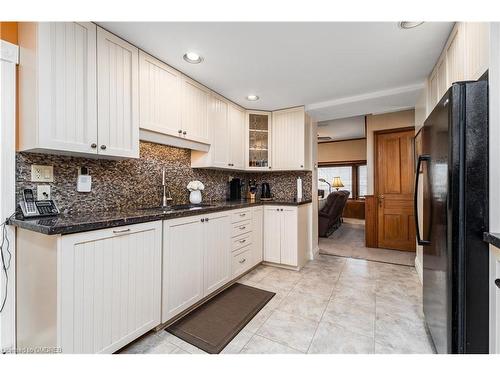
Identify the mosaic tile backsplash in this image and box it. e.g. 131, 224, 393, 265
16, 141, 312, 215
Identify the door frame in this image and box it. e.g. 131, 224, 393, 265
373, 126, 416, 250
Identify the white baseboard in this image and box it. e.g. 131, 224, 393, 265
415, 255, 423, 284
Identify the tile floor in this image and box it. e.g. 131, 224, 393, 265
319, 219, 416, 266
120, 254, 435, 354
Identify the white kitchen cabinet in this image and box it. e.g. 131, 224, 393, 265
139, 51, 182, 138
252, 206, 264, 265
204, 213, 231, 295
272, 107, 307, 171
16, 221, 162, 354
18, 23, 140, 159
490, 245, 500, 353
181, 76, 210, 144
246, 110, 272, 170
446, 27, 465, 87
263, 204, 310, 268
162, 211, 231, 322
97, 27, 139, 158
464, 22, 490, 81
18, 22, 98, 155
162, 215, 205, 322
228, 104, 246, 169
436, 58, 448, 102
210, 94, 230, 167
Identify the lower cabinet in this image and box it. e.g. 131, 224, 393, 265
16, 221, 162, 354
162, 211, 231, 322
490, 245, 500, 353
263, 204, 310, 268
252, 206, 264, 265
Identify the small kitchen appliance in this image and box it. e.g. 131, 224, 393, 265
261, 182, 272, 200
229, 178, 242, 200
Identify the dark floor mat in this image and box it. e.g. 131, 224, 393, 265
166, 283, 275, 354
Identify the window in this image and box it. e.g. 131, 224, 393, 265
318, 163, 367, 199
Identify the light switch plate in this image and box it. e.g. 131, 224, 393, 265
31, 165, 54, 182
37, 185, 51, 200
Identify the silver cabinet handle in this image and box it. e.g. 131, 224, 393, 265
495, 279, 500, 289
178, 129, 182, 134
113, 228, 130, 234
239, 213, 246, 217
91, 143, 97, 149
239, 226, 246, 230
183, 131, 187, 135
239, 258, 246, 264
300, 165, 304, 168
239, 239, 246, 243
201, 218, 205, 222
100, 145, 107, 150
205, 218, 209, 222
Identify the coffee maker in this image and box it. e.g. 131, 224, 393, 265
229, 178, 242, 200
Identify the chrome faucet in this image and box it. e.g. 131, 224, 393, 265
161, 167, 173, 208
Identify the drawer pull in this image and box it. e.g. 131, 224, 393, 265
239, 258, 246, 264
495, 279, 500, 289
239, 213, 246, 217
239, 239, 246, 243
239, 226, 246, 230
113, 228, 131, 234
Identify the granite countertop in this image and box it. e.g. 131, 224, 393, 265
483, 232, 500, 248
9, 198, 312, 235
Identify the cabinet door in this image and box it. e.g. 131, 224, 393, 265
97, 27, 139, 158
428, 71, 439, 108
280, 207, 298, 267
181, 76, 209, 144
263, 207, 282, 263
229, 104, 246, 169
59, 222, 162, 353
162, 216, 205, 322
272, 107, 305, 170
446, 27, 465, 87
210, 95, 230, 167
204, 213, 231, 296
436, 58, 447, 101
139, 51, 182, 137
491, 245, 500, 354
252, 207, 263, 266
464, 22, 490, 81
37, 22, 98, 154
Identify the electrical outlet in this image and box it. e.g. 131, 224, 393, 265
31, 165, 54, 182
37, 185, 51, 200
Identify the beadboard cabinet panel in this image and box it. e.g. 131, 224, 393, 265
58, 222, 162, 353
446, 28, 465, 87
203, 213, 231, 295
228, 104, 246, 170
139, 51, 182, 138
181, 77, 210, 144
211, 94, 230, 167
272, 107, 306, 170
263, 207, 282, 264
465, 22, 490, 81
490, 245, 500, 353
252, 206, 264, 265
19, 22, 98, 155
97, 27, 139, 158
280, 207, 299, 266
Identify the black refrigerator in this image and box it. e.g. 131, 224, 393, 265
416, 80, 489, 354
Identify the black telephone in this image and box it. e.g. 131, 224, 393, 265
19, 188, 60, 218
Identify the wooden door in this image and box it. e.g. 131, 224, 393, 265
181, 76, 209, 144
211, 95, 230, 167
97, 27, 139, 158
280, 207, 298, 266
263, 207, 281, 263
139, 51, 182, 137
37, 22, 98, 154
203, 213, 231, 296
272, 107, 305, 170
376, 129, 416, 251
162, 216, 204, 322
228, 104, 246, 169
59, 222, 162, 353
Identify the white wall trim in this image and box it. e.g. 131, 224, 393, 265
0, 39, 18, 353
415, 255, 423, 284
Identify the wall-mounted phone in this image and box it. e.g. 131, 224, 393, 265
19, 188, 60, 218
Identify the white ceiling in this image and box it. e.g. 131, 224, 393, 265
318, 115, 366, 142
98, 22, 453, 120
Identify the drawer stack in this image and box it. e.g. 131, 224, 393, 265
230, 209, 253, 277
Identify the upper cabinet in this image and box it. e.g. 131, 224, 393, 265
228, 104, 246, 169
246, 111, 272, 170
19, 23, 140, 158
272, 107, 307, 171
97, 28, 139, 158
426, 22, 490, 113
181, 76, 210, 144
139, 51, 182, 138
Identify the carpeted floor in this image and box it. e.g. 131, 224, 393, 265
319, 219, 416, 266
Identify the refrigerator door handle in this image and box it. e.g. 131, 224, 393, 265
415, 154, 431, 246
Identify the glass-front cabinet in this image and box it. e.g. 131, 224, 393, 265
246, 111, 271, 170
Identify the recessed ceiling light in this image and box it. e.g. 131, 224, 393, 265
246, 95, 259, 101
398, 21, 425, 29
183, 52, 203, 64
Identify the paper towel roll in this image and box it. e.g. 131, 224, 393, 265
297, 177, 303, 200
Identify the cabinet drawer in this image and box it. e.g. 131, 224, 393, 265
232, 220, 251, 237
232, 233, 252, 252
231, 209, 252, 223
232, 245, 252, 277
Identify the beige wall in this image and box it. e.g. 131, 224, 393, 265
318, 138, 366, 163
366, 109, 415, 195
